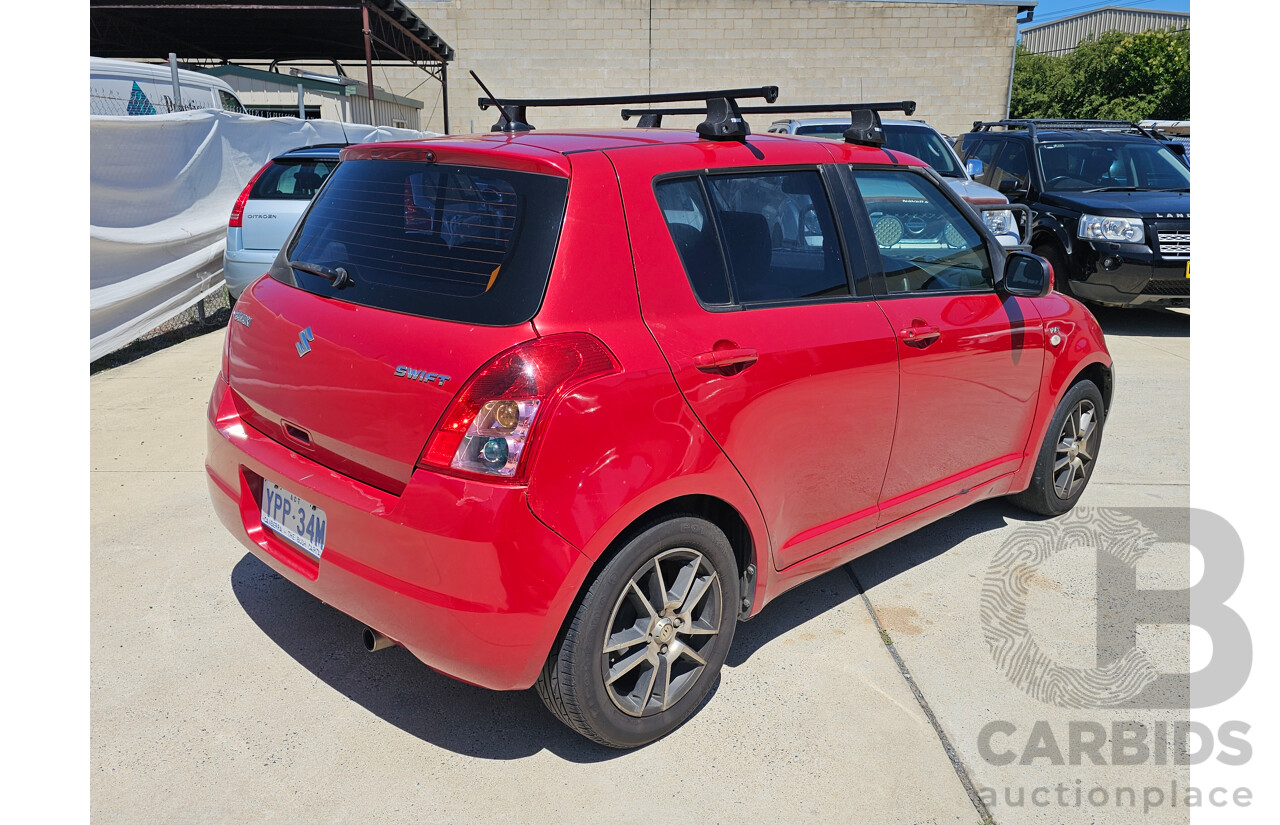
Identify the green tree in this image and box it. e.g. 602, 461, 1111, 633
1011, 28, 1190, 121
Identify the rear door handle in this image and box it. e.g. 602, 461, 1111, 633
694, 347, 758, 375
899, 325, 941, 348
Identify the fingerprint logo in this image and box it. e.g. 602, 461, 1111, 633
980, 508, 1161, 708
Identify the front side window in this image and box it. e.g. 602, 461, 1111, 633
218, 90, 247, 114
656, 170, 849, 305
991, 142, 1030, 191
852, 169, 994, 295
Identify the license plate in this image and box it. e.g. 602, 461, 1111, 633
261, 479, 327, 559
1186, 261, 1190, 278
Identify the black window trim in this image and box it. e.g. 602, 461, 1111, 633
650, 163, 874, 313
990, 137, 1036, 193
837, 162, 1007, 300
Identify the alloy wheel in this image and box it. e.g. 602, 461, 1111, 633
600, 548, 723, 717
1053, 398, 1098, 499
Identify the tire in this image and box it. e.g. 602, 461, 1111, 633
1033, 242, 1074, 299
1011, 380, 1106, 516
535, 516, 739, 748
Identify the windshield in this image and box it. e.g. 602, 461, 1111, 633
1036, 140, 1191, 192
882, 124, 962, 177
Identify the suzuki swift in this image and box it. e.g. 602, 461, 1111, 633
206, 89, 1113, 748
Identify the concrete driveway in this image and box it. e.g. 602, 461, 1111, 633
91, 307, 1189, 824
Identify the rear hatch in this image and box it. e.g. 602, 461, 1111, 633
240, 155, 340, 251
227, 153, 570, 493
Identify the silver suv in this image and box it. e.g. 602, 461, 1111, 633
768, 117, 1022, 246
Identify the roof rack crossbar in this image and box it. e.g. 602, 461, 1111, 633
621, 101, 917, 146
476, 86, 779, 139
970, 118, 1167, 141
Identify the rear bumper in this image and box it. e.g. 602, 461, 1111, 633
205, 375, 591, 690
223, 246, 277, 299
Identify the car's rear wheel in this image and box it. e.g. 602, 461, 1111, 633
1011, 379, 1105, 516
536, 516, 738, 748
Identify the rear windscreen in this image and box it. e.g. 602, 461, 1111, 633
275, 159, 569, 326
251, 158, 338, 200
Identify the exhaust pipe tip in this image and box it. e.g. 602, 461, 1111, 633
362, 626, 396, 652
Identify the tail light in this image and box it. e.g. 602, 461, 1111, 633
229, 161, 271, 228
418, 334, 619, 482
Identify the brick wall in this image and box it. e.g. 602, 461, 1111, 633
364, 1, 1018, 137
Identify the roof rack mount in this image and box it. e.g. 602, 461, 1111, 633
476, 86, 780, 140
621, 101, 918, 147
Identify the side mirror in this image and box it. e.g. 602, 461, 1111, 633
1002, 251, 1053, 298
1167, 142, 1187, 157
997, 178, 1026, 196
965, 158, 985, 178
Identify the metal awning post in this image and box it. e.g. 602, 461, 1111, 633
441, 62, 449, 134
297, 82, 305, 119
361, 1, 376, 125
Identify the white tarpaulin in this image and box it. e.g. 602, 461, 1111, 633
90, 111, 435, 361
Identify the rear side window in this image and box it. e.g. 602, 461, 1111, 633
251, 159, 339, 200
656, 170, 849, 306
278, 159, 569, 326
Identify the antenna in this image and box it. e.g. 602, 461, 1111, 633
470, 70, 526, 132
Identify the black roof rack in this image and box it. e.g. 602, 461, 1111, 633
621, 101, 917, 146
970, 119, 1170, 142
476, 86, 779, 140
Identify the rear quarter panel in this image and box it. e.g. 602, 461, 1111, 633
525, 150, 771, 593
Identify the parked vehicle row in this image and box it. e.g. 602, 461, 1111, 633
954, 120, 1190, 308
207, 88, 1113, 748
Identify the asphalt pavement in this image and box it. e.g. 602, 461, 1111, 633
90, 306, 1189, 824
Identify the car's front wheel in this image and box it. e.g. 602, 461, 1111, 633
1011, 379, 1105, 516
536, 516, 738, 748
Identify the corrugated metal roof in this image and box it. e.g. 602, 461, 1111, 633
1020, 7, 1189, 56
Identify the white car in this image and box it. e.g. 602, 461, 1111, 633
224, 145, 342, 301
90, 56, 248, 116
767, 117, 1022, 246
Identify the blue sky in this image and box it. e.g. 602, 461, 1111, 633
1023, 0, 1191, 28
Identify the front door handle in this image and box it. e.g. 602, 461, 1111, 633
694, 347, 758, 375
899, 324, 941, 348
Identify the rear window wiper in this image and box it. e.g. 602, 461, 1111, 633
290, 259, 354, 288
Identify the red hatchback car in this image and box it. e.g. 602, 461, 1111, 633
206, 91, 1112, 748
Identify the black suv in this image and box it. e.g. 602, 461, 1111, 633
955, 120, 1190, 307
